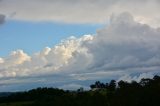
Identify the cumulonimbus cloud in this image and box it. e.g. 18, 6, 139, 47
0, 12, 160, 90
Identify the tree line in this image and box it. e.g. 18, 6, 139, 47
0, 75, 159, 106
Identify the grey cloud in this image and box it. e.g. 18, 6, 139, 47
0, 14, 5, 25
59, 83, 90, 90
0, 0, 160, 27
59, 12, 160, 80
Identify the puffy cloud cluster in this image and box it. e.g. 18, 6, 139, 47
86, 12, 160, 73
0, 50, 30, 78
0, 12, 160, 90
0, 35, 93, 79
0, 0, 160, 27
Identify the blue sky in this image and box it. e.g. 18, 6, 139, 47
0, 20, 103, 57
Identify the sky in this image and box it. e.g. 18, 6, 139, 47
0, 0, 160, 91
0, 20, 102, 56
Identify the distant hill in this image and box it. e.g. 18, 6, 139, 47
0, 92, 12, 97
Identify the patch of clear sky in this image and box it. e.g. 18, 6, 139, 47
0, 20, 104, 57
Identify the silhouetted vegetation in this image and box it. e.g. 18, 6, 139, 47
0, 75, 160, 106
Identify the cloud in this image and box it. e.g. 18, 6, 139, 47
0, 12, 160, 90
85, 12, 160, 71
0, 0, 160, 27
0, 14, 5, 25
118, 72, 155, 83
59, 83, 90, 90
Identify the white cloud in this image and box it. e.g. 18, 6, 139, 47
0, 12, 160, 90
118, 72, 155, 83
0, 58, 4, 63
0, 50, 31, 78
0, 0, 160, 27
0, 50, 31, 67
